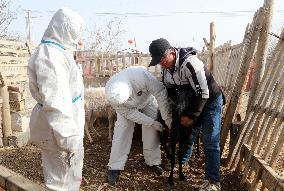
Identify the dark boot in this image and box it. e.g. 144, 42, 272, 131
149, 165, 163, 175
108, 170, 120, 185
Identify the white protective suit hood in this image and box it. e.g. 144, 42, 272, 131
42, 7, 86, 50
28, 7, 86, 191
106, 81, 132, 105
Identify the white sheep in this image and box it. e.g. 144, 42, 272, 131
84, 87, 116, 143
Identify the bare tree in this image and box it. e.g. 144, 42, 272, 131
0, 0, 17, 38
86, 17, 126, 53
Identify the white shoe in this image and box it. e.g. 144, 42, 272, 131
199, 180, 221, 191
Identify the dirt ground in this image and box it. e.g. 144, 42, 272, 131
0, 123, 248, 191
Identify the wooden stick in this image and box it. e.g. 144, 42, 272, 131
122, 54, 126, 69
263, 106, 284, 161
240, 96, 283, 183
247, 0, 275, 110
114, 53, 118, 75
208, 22, 216, 72
228, 27, 284, 169
255, 86, 284, 155
241, 47, 284, 184
221, 9, 263, 155
269, 123, 284, 168
245, 45, 284, 146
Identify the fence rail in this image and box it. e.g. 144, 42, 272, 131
75, 51, 162, 78
226, 27, 284, 190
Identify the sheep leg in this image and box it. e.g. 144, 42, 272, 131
85, 111, 101, 144
84, 110, 94, 144
92, 112, 101, 137
107, 114, 114, 142
168, 138, 176, 186
178, 138, 186, 181
84, 124, 94, 144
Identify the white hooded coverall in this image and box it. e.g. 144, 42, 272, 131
28, 7, 85, 191
105, 66, 172, 170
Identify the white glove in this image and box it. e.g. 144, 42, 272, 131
152, 121, 163, 132
165, 118, 172, 129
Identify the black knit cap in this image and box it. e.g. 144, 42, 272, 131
149, 38, 171, 66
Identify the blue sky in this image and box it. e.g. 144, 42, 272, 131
9, 0, 284, 52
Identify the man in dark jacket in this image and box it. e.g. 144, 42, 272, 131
149, 38, 223, 191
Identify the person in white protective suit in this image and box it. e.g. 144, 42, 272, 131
105, 66, 173, 185
28, 7, 86, 191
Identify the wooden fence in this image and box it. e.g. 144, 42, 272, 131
227, 27, 284, 190
220, 7, 264, 154
75, 51, 162, 79
75, 44, 246, 94
218, 2, 284, 190
198, 42, 244, 95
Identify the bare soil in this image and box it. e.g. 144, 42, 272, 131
0, 123, 248, 191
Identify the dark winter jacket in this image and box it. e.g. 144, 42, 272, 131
162, 47, 222, 120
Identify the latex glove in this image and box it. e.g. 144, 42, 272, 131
165, 118, 172, 129
152, 121, 163, 132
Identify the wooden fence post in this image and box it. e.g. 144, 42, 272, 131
114, 53, 119, 73
247, 0, 274, 111
220, 9, 263, 155
0, 73, 12, 146
122, 54, 126, 69
209, 22, 216, 72
227, 28, 284, 170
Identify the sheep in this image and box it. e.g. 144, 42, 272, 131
158, 85, 196, 186
84, 87, 116, 143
